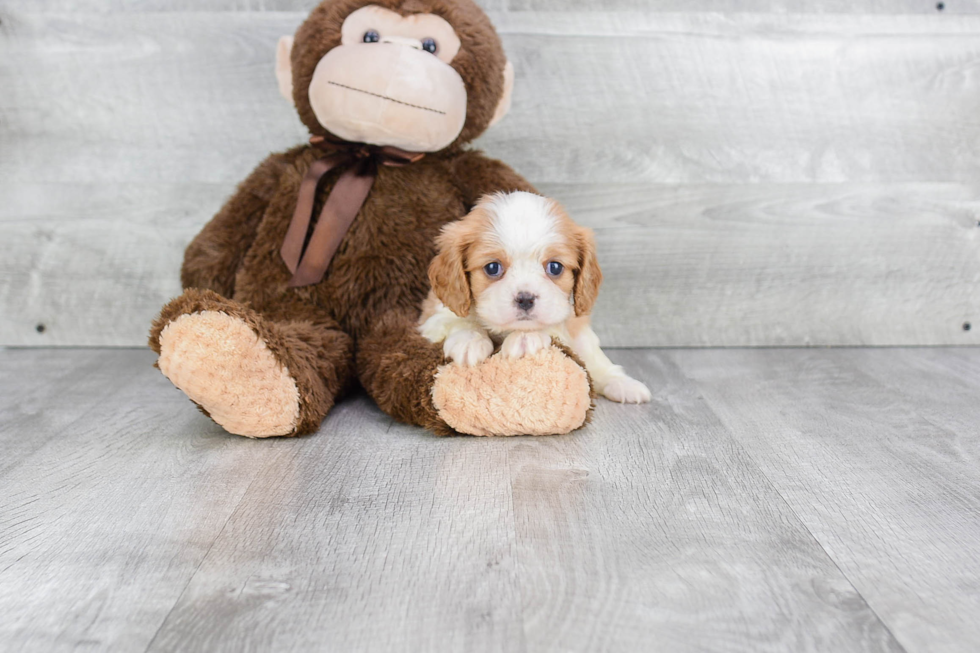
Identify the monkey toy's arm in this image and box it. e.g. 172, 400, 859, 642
180, 151, 295, 296
449, 150, 538, 208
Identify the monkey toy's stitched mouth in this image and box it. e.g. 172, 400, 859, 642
327, 81, 446, 115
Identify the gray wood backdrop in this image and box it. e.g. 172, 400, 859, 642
1, 0, 979, 347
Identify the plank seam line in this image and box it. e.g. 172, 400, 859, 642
715, 426, 910, 650
0, 355, 145, 477
506, 445, 530, 653
672, 353, 912, 652
832, 351, 980, 495
764, 494, 911, 652
141, 461, 273, 653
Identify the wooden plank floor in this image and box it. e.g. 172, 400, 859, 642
1, 347, 978, 652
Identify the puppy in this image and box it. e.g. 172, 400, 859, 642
419, 191, 651, 404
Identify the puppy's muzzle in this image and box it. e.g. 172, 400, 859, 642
514, 292, 537, 312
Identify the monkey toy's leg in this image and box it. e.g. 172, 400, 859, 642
355, 151, 592, 436
357, 311, 594, 436
149, 289, 354, 437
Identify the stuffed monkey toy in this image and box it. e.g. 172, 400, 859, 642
149, 0, 593, 437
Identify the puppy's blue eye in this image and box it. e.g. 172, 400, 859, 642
363, 30, 380, 43
547, 261, 564, 277
484, 262, 503, 278
422, 38, 438, 54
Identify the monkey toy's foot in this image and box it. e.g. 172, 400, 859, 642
155, 310, 301, 438
431, 345, 594, 436
148, 290, 312, 438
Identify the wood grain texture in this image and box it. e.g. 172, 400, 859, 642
0, 349, 287, 652
3, 8, 980, 347
847, 348, 980, 450
4, 182, 977, 347
486, 12, 980, 185
5, 11, 980, 186
0, 0, 507, 12
547, 182, 980, 347
501, 1, 979, 14
0, 13, 307, 186
2, 347, 945, 652
672, 347, 980, 653
0, 182, 228, 347
0, 348, 146, 475
3, 1, 976, 14
508, 350, 902, 653
144, 401, 525, 653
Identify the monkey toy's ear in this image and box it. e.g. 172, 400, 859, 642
276, 35, 295, 105
488, 60, 515, 129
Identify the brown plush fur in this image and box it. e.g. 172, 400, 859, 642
149, 0, 591, 437
150, 288, 355, 434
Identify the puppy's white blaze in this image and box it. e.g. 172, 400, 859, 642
470, 192, 571, 332
484, 192, 560, 256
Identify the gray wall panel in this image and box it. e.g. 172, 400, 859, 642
2, 1, 976, 13
1, 5, 978, 346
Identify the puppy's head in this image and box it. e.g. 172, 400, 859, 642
428, 192, 602, 331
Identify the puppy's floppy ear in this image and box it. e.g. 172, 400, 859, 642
429, 220, 474, 317
573, 225, 602, 317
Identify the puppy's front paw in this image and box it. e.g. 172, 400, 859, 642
500, 331, 550, 360
444, 329, 494, 367
602, 375, 652, 404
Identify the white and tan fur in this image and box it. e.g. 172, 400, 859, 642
419, 192, 651, 404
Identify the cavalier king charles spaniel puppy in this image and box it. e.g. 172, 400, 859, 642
419, 191, 651, 404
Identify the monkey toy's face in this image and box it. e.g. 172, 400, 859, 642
277, 0, 514, 153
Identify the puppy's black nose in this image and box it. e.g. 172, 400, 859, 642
515, 292, 536, 311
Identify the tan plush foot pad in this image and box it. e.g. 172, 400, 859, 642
157, 311, 300, 438
432, 346, 592, 436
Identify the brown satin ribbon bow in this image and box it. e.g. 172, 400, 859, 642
280, 136, 425, 288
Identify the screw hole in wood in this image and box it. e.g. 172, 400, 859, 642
936, 2, 945, 10
36, 324, 46, 334
964, 322, 972, 332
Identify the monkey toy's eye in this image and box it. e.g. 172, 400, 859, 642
484, 261, 503, 278
421, 38, 438, 54
546, 261, 564, 277
363, 30, 380, 43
